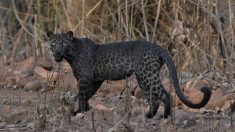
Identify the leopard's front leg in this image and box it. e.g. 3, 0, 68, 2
74, 78, 93, 114
74, 78, 103, 115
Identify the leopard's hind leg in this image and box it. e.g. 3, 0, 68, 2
136, 71, 160, 118
136, 54, 171, 118
135, 55, 162, 118
136, 72, 171, 118
155, 83, 171, 118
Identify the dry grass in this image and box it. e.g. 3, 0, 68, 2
0, 0, 234, 73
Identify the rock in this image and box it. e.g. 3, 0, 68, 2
134, 87, 143, 98
108, 80, 126, 95
22, 100, 32, 106
221, 99, 235, 112
23, 80, 42, 91
220, 93, 235, 112
183, 79, 214, 93
188, 89, 206, 103
180, 79, 217, 110
5, 77, 16, 88
12, 70, 22, 76
204, 88, 227, 109
97, 85, 109, 97
171, 92, 182, 107
94, 103, 109, 111
37, 55, 54, 71
34, 66, 58, 82
57, 72, 77, 90
17, 75, 36, 88
98, 80, 125, 98
97, 81, 111, 97
162, 80, 182, 107
18, 57, 35, 73
223, 93, 235, 100
186, 88, 206, 111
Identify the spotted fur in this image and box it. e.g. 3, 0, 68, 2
47, 31, 211, 118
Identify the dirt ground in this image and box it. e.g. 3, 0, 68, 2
0, 56, 234, 131
0, 87, 234, 132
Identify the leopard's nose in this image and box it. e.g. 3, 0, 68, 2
55, 50, 62, 55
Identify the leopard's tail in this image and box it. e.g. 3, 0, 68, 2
159, 47, 211, 108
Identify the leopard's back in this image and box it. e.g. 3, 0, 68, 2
92, 41, 163, 81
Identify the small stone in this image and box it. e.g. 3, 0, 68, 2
12, 85, 19, 89
6, 77, 16, 88
22, 100, 32, 106
75, 113, 85, 119
24, 80, 41, 91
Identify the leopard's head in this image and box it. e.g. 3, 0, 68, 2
47, 31, 74, 62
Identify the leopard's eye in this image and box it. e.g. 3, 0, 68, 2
62, 43, 67, 47
51, 43, 56, 46
50, 42, 56, 47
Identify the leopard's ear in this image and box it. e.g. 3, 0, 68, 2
47, 31, 54, 37
66, 31, 74, 40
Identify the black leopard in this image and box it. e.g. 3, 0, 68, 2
47, 31, 211, 118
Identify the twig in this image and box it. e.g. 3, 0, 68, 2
59, 0, 72, 30
74, 0, 103, 31
228, 0, 234, 62
117, 0, 121, 39
0, 18, 7, 64
0, 6, 49, 19
10, 0, 32, 62
141, 0, 149, 41
215, 0, 229, 66
47, 63, 62, 108
152, 0, 162, 42
92, 111, 96, 132
11, 0, 46, 43
124, 77, 132, 123
125, 0, 129, 39
140, 101, 146, 125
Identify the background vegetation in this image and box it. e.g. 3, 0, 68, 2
0, 0, 234, 74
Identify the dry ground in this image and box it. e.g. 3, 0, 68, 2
0, 87, 234, 132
